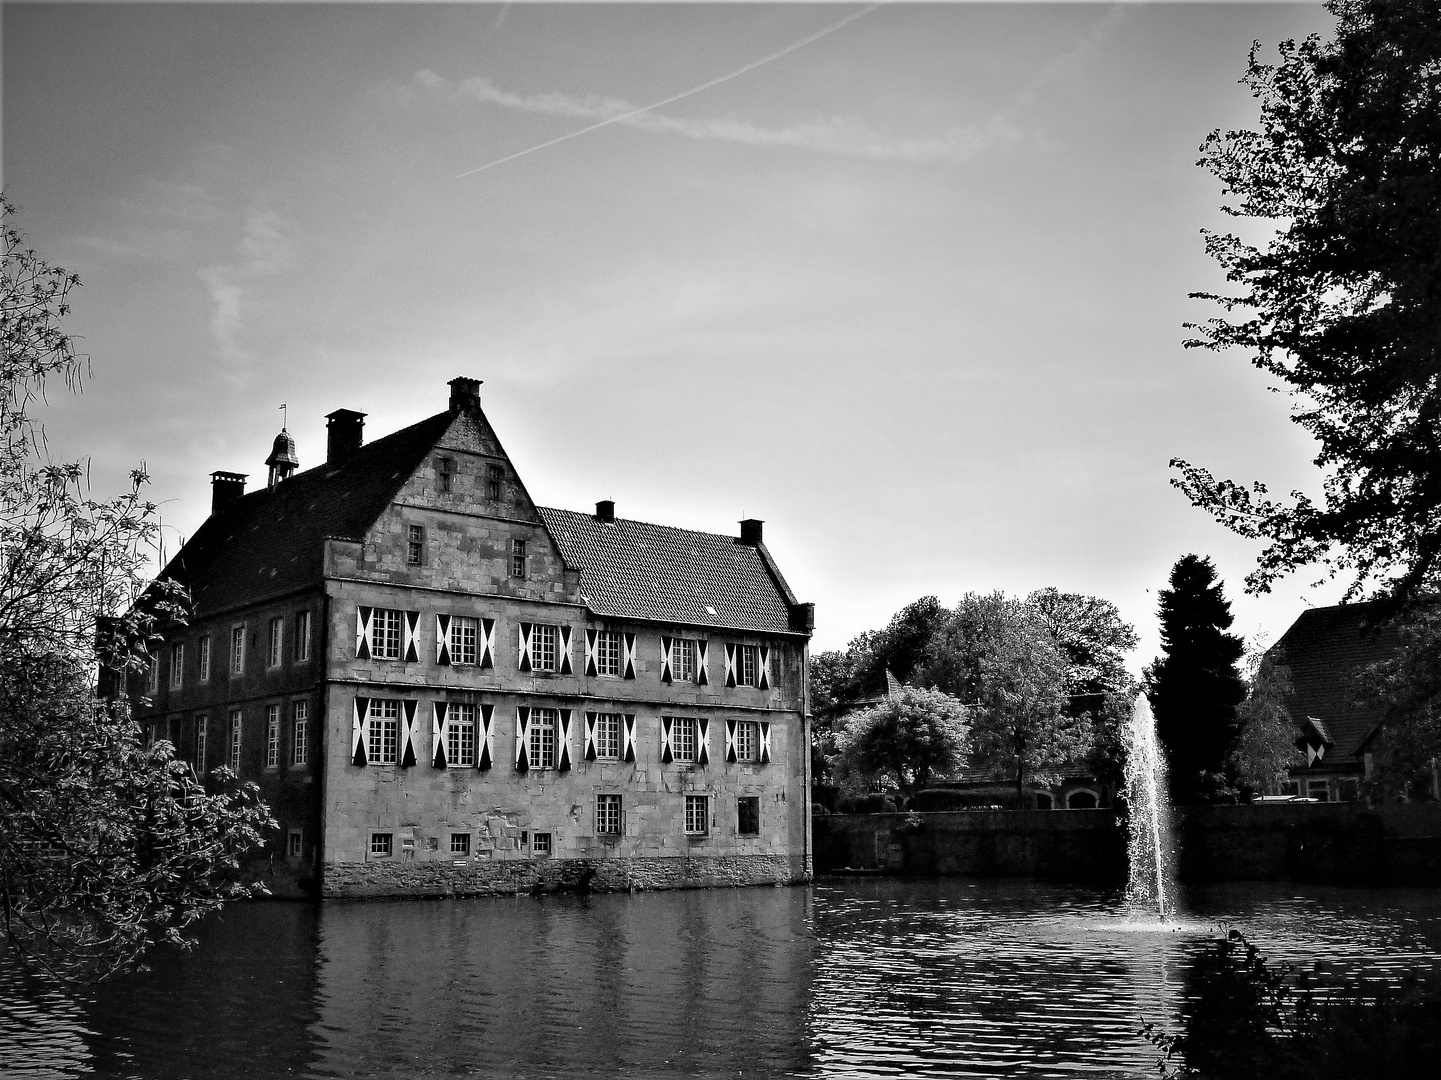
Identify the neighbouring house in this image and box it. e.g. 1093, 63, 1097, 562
1265, 601, 1440, 802
128, 377, 815, 898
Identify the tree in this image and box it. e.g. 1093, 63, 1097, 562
1230, 648, 1303, 795
963, 596, 1091, 806
1359, 606, 1441, 795
1172, 0, 1441, 607
832, 686, 969, 802
0, 197, 272, 981
1147, 555, 1247, 804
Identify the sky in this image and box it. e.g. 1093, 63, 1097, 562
3, 1, 1346, 672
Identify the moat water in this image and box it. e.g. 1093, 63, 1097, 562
4, 878, 1441, 1079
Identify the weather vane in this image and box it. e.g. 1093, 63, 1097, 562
280, 402, 287, 431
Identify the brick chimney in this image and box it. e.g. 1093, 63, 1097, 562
739, 519, 764, 545
595, 500, 615, 523
325, 409, 366, 465
449, 377, 482, 413
210, 471, 247, 515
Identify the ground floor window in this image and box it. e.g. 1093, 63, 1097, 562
287, 829, 303, 858
685, 794, 709, 836
532, 832, 552, 856
737, 796, 760, 835
596, 794, 622, 836
1308, 779, 1330, 802
451, 833, 470, 856
370, 832, 392, 857
368, 699, 400, 765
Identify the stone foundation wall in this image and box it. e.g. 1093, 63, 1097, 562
321, 852, 805, 898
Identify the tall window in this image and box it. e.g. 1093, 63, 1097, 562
407, 524, 424, 566
372, 608, 403, 660
529, 707, 557, 769
268, 618, 283, 667
738, 645, 759, 687
146, 658, 159, 695
596, 630, 622, 676
294, 611, 311, 663
367, 699, 400, 765
228, 710, 243, 771
199, 635, 212, 682
287, 830, 303, 858
735, 720, 759, 763
448, 703, 477, 767
672, 639, 697, 683
738, 796, 760, 835
449, 616, 479, 665
486, 463, 502, 501
595, 713, 621, 760
266, 705, 281, 768
684, 795, 708, 836
438, 456, 455, 493
510, 538, 527, 579
229, 625, 245, 677
292, 701, 310, 766
596, 794, 622, 836
531, 624, 557, 671
170, 643, 185, 690
194, 715, 208, 773
671, 717, 697, 763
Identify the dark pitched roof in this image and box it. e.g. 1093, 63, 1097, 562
1269, 601, 1408, 759
160, 411, 453, 614
535, 507, 798, 634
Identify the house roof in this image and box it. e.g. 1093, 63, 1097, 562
535, 507, 799, 635
159, 411, 454, 614
1269, 601, 1407, 760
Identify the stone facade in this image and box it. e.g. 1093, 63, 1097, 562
132, 377, 813, 899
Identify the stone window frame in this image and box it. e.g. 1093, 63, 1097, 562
738, 644, 759, 687
671, 716, 698, 763
146, 657, 159, 695
528, 707, 558, 769
530, 623, 558, 672
531, 831, 552, 856
734, 720, 759, 763
593, 712, 622, 761
198, 635, 212, 683
448, 615, 479, 666
510, 537, 527, 579
367, 698, 401, 765
194, 714, 209, 774
595, 629, 622, 677
596, 793, 623, 836
228, 709, 243, 772
265, 704, 281, 769
437, 456, 456, 494
684, 794, 709, 837
450, 832, 471, 856
229, 623, 246, 678
448, 702, 478, 768
486, 463, 503, 501
370, 832, 393, 858
406, 523, 425, 567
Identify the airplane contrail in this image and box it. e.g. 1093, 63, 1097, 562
456, 3, 882, 179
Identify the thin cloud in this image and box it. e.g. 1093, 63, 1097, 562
199, 210, 292, 375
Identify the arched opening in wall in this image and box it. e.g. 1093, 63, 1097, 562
1067, 789, 1098, 810
1035, 792, 1053, 810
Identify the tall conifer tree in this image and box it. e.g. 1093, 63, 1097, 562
1147, 555, 1247, 804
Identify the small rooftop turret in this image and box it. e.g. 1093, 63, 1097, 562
265, 428, 299, 489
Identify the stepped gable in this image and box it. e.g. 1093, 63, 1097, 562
160, 411, 454, 614
536, 507, 795, 634
1271, 601, 1407, 760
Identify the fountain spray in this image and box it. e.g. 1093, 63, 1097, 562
1122, 695, 1174, 920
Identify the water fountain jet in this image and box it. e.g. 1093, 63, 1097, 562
1122, 695, 1175, 921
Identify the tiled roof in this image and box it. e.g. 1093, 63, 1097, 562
536, 507, 798, 634
159, 411, 454, 614
1269, 602, 1407, 760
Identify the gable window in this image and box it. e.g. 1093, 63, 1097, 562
531, 624, 557, 672
529, 707, 558, 769
372, 609, 403, 660
370, 833, 393, 858
734, 720, 759, 763
448, 703, 477, 767
170, 643, 185, 690
595, 630, 622, 676
407, 524, 424, 566
671, 717, 697, 763
738, 796, 760, 835
199, 635, 212, 682
228, 710, 243, 771
684, 795, 709, 836
265, 705, 281, 769
510, 538, 527, 579
367, 699, 400, 765
194, 715, 208, 773
532, 832, 552, 856
268, 618, 283, 668
292, 701, 310, 766
229, 625, 245, 677
739, 645, 759, 687
596, 793, 622, 836
451, 833, 470, 856
449, 616, 479, 665
438, 457, 456, 494
294, 611, 311, 663
594, 713, 622, 760
486, 463, 502, 501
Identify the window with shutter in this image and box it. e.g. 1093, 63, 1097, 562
478, 704, 495, 770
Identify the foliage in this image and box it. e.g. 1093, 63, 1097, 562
1230, 650, 1303, 795
1358, 605, 1441, 795
1172, 0, 1441, 606
832, 686, 970, 801
1147, 555, 1247, 804
1144, 930, 1441, 1078
0, 196, 273, 982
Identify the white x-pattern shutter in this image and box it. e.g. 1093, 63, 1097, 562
557, 709, 573, 772
480, 618, 496, 669
697, 640, 710, 686
356, 607, 374, 659
400, 700, 418, 767
724, 643, 737, 687
660, 636, 673, 683
515, 706, 531, 770
432, 702, 450, 768
478, 704, 494, 770
622, 633, 637, 680
584, 711, 598, 761
559, 627, 574, 675
403, 612, 420, 663
697, 718, 710, 766
584, 629, 598, 676
622, 714, 636, 762
518, 623, 533, 672
759, 721, 772, 764
659, 716, 673, 763
436, 615, 451, 665
758, 645, 770, 689
352, 696, 371, 765
725, 718, 738, 763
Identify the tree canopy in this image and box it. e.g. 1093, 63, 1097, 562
1173, 0, 1441, 606
0, 197, 272, 981
832, 686, 970, 801
1147, 555, 1248, 804
1230, 649, 1304, 795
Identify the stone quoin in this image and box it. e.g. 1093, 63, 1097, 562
129, 377, 815, 898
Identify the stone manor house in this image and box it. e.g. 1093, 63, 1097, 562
129, 377, 815, 897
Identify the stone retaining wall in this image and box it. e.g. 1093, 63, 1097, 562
321, 852, 805, 898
